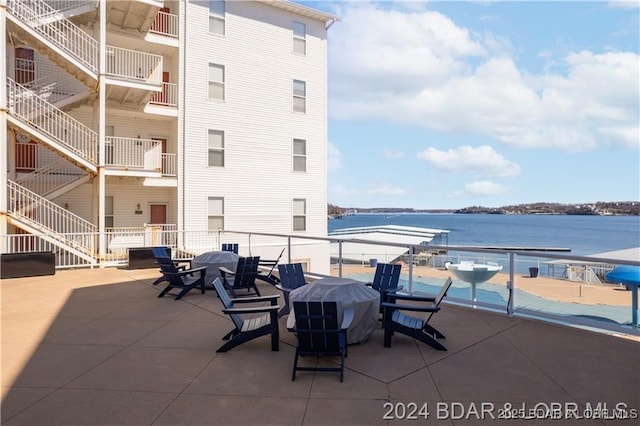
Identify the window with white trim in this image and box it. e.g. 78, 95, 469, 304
208, 197, 224, 230
208, 130, 224, 167
209, 0, 225, 35
293, 198, 306, 231
105, 196, 114, 228
293, 79, 306, 113
293, 139, 306, 172
208, 63, 225, 100
293, 21, 306, 55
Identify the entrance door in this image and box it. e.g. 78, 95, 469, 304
149, 204, 167, 224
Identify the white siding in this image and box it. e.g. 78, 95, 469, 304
182, 0, 328, 237
3, 0, 332, 271
58, 181, 175, 227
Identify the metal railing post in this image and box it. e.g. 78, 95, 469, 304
507, 252, 515, 317
338, 241, 343, 278
408, 245, 414, 293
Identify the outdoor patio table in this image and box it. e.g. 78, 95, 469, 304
287, 277, 380, 343
191, 251, 239, 288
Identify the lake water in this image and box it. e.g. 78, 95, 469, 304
328, 213, 639, 256
330, 213, 639, 327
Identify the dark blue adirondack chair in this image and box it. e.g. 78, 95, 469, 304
153, 247, 207, 300
366, 263, 403, 315
219, 256, 261, 297
382, 277, 452, 351
275, 263, 308, 318
212, 278, 280, 352
151, 246, 192, 286
290, 301, 354, 382
221, 243, 239, 254
257, 247, 286, 285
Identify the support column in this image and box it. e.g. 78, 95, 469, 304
97, 0, 107, 264
0, 0, 9, 249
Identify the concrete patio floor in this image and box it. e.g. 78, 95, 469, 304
1, 267, 639, 425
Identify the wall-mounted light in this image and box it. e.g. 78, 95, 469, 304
136, 135, 142, 146
64, 203, 69, 210
135, 203, 143, 215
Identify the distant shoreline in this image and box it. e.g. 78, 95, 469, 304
329, 201, 639, 216
330, 211, 638, 217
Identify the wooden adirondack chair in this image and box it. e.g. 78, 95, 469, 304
219, 256, 261, 297
290, 301, 354, 382
221, 243, 239, 254
275, 263, 308, 318
366, 262, 403, 316
382, 277, 453, 351
153, 247, 207, 300
212, 278, 280, 352
151, 246, 192, 286
257, 247, 286, 285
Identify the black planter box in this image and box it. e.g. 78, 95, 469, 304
128, 247, 168, 269
1, 251, 56, 279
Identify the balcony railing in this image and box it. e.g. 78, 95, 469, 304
149, 82, 178, 107
161, 153, 177, 176
105, 46, 163, 85
150, 10, 179, 38
104, 137, 176, 175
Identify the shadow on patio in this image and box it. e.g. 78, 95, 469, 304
2, 268, 639, 425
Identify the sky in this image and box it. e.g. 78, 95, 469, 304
299, 1, 640, 210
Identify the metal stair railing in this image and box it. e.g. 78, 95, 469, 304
8, 79, 98, 165
34, 58, 91, 105
15, 157, 88, 198
7, 0, 98, 74
42, 0, 96, 15
8, 0, 163, 85
8, 180, 97, 258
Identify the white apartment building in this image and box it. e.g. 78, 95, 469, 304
0, 0, 338, 272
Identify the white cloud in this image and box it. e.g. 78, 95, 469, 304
464, 180, 509, 196
607, 1, 640, 9
366, 184, 406, 196
417, 145, 521, 177
328, 3, 640, 152
329, 182, 406, 198
383, 148, 405, 159
327, 142, 342, 172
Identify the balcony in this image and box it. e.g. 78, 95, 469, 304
1, 267, 638, 424
150, 10, 178, 38
149, 82, 177, 107
105, 136, 176, 176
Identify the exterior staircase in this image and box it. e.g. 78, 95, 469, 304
7, 180, 98, 264
5, 0, 166, 264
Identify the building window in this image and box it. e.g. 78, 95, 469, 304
208, 130, 224, 167
105, 196, 114, 228
208, 197, 224, 230
293, 21, 306, 55
293, 79, 306, 113
209, 0, 225, 35
293, 139, 306, 172
208, 64, 225, 100
293, 198, 306, 231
